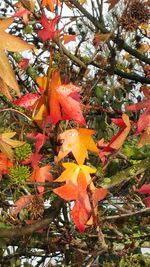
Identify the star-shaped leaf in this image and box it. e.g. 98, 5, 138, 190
57, 128, 98, 164
41, 0, 60, 12
54, 172, 91, 232
0, 17, 33, 97
0, 132, 25, 159
30, 165, 53, 194
38, 13, 60, 42
48, 70, 86, 125
55, 162, 96, 185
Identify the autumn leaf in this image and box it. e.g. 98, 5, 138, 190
57, 128, 99, 164
19, 0, 35, 12
55, 162, 96, 185
48, 70, 86, 125
11, 195, 34, 216
93, 33, 111, 47
38, 13, 61, 42
136, 184, 150, 207
0, 78, 12, 101
54, 172, 91, 232
41, 0, 60, 12
27, 132, 48, 153
0, 17, 34, 97
0, 152, 13, 180
14, 2, 31, 24
98, 114, 131, 162
106, 0, 121, 10
63, 34, 76, 44
18, 58, 29, 69
30, 165, 53, 194
126, 86, 150, 147
13, 93, 40, 110
0, 132, 25, 159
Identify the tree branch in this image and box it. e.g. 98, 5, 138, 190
0, 199, 62, 239
105, 207, 150, 220
100, 157, 150, 189
70, 0, 150, 65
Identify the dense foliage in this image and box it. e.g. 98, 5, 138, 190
0, 0, 150, 266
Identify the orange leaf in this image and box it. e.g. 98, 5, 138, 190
54, 173, 91, 232
30, 165, 53, 194
0, 152, 13, 179
11, 195, 34, 216
48, 70, 86, 125
57, 128, 98, 164
41, 0, 60, 12
55, 162, 96, 185
63, 34, 76, 44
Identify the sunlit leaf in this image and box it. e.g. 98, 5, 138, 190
0, 132, 25, 159
57, 128, 98, 164
0, 17, 34, 97
55, 162, 96, 185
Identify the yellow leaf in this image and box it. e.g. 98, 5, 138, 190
0, 132, 25, 159
32, 104, 48, 121
55, 162, 96, 185
57, 128, 98, 165
79, 0, 87, 4
0, 17, 34, 98
0, 78, 12, 101
20, 0, 35, 12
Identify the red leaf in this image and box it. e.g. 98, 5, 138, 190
27, 133, 48, 153
146, 196, 150, 207
54, 173, 91, 232
13, 93, 40, 111
71, 202, 89, 232
57, 84, 86, 125
92, 187, 108, 207
13, 7, 30, 24
11, 195, 34, 215
98, 114, 131, 162
126, 87, 150, 146
136, 184, 150, 194
48, 70, 86, 125
18, 58, 29, 70
38, 13, 60, 42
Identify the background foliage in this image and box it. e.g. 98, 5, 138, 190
0, 0, 150, 266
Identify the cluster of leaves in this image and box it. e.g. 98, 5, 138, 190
0, 0, 150, 266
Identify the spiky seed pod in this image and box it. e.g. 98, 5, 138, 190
14, 143, 32, 161
10, 165, 30, 185
130, 0, 150, 23
27, 195, 44, 219
120, 0, 150, 31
